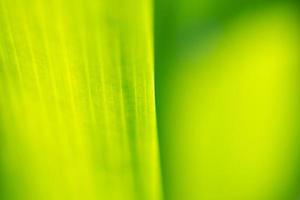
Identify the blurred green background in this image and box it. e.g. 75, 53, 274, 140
155, 0, 300, 199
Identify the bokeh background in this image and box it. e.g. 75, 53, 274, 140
155, 0, 300, 199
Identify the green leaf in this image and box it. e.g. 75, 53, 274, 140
0, 0, 162, 199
